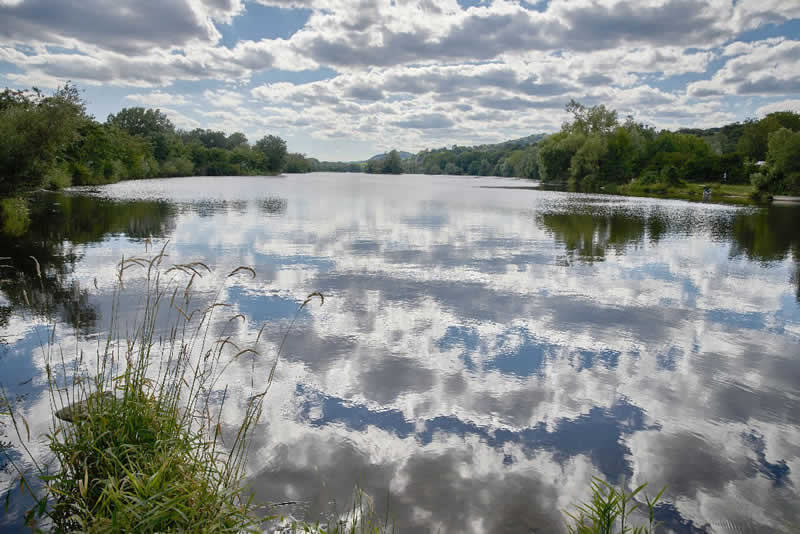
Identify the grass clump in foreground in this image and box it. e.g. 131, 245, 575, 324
2, 247, 327, 532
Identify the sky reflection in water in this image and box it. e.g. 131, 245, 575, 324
1, 174, 800, 533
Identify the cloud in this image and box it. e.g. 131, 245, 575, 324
203, 88, 246, 108
0, 0, 219, 54
345, 84, 384, 101
157, 107, 202, 129
688, 39, 800, 98
1, 0, 798, 158
391, 113, 455, 129
126, 91, 189, 106
755, 99, 800, 117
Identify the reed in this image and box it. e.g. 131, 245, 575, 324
564, 477, 665, 534
2, 246, 325, 532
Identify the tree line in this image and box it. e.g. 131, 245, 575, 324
2, 84, 798, 197
397, 101, 799, 196
534, 100, 799, 196
0, 84, 315, 197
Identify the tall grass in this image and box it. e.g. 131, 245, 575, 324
564, 478, 665, 534
1, 246, 328, 532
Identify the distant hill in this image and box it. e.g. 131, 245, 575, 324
366, 135, 545, 162
417, 133, 547, 155
368, 151, 415, 161
489, 133, 546, 149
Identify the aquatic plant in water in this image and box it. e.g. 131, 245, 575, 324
565, 478, 665, 534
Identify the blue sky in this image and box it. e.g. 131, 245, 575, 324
1, 0, 798, 160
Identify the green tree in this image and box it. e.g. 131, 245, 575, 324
738, 112, 800, 161
565, 99, 619, 135
284, 153, 313, 173
0, 84, 86, 195
538, 132, 586, 183
754, 128, 800, 194
107, 107, 174, 138
226, 132, 249, 149
254, 135, 288, 173
569, 134, 608, 189
601, 127, 634, 184
382, 150, 404, 174
444, 162, 460, 175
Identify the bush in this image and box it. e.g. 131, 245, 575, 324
580, 174, 601, 191
69, 160, 94, 185
0, 197, 30, 236
750, 172, 770, 191
660, 165, 681, 187
639, 171, 661, 185
44, 163, 72, 190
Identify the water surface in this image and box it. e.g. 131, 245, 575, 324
1, 174, 799, 532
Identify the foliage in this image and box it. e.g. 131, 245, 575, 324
0, 197, 30, 237
0, 84, 86, 195
539, 131, 586, 183
415, 135, 545, 177
107, 107, 174, 138
382, 150, 404, 174
532, 100, 799, 194
44, 164, 73, 190
312, 160, 364, 173
364, 149, 404, 174
564, 99, 619, 135
750, 128, 800, 195
161, 156, 195, 177
285, 152, 314, 173
255, 134, 288, 174
565, 478, 665, 534
738, 112, 800, 161
0, 84, 308, 196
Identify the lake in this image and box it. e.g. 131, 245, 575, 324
1, 173, 799, 532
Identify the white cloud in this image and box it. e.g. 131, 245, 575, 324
755, 99, 800, 117
160, 106, 202, 129
126, 91, 189, 106
0, 0, 797, 157
688, 39, 800, 98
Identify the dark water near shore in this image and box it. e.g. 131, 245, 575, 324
2, 174, 800, 532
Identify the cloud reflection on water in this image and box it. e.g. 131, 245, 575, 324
1, 174, 799, 532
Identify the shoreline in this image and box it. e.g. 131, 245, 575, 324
0, 174, 780, 209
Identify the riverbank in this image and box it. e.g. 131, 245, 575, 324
614, 182, 759, 204
533, 180, 762, 205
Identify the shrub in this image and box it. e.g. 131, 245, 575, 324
44, 164, 72, 190
69, 160, 94, 185
660, 165, 681, 187
0, 197, 30, 236
638, 171, 661, 185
